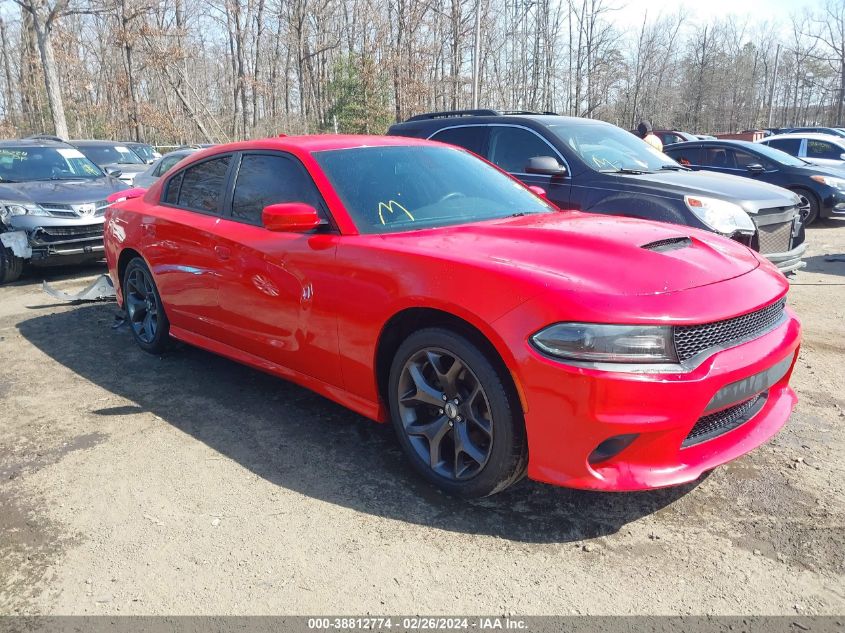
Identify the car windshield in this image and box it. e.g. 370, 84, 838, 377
749, 142, 807, 167
0, 146, 104, 182
313, 145, 556, 234
546, 121, 677, 173
78, 144, 145, 165
129, 144, 155, 161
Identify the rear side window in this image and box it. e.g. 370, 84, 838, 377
163, 172, 183, 204
176, 156, 231, 213
666, 146, 702, 166
430, 126, 488, 156
231, 154, 324, 224
766, 138, 801, 155
488, 126, 557, 173
806, 139, 842, 160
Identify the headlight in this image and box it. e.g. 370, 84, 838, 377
0, 201, 48, 223
810, 175, 845, 190
531, 323, 678, 363
684, 195, 755, 234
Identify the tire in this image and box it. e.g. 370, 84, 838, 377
0, 245, 24, 284
388, 327, 527, 498
792, 188, 820, 225
122, 257, 171, 354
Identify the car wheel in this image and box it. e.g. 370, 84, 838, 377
123, 257, 171, 354
388, 328, 527, 498
0, 245, 23, 284
793, 189, 819, 225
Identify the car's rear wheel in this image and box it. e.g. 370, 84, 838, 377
388, 328, 526, 497
792, 188, 819, 225
0, 245, 23, 284
123, 257, 170, 354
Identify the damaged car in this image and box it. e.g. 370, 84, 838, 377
0, 138, 128, 283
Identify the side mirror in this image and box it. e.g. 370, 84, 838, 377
746, 163, 765, 174
262, 202, 322, 232
105, 167, 123, 178
525, 156, 567, 176
527, 185, 548, 198
107, 187, 146, 203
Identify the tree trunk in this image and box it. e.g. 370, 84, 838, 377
32, 18, 69, 139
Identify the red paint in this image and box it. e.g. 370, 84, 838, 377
105, 135, 801, 491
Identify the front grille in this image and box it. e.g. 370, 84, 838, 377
33, 224, 104, 243
757, 220, 793, 254
682, 392, 767, 447
39, 200, 109, 218
674, 298, 786, 362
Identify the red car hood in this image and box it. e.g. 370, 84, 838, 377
377, 212, 760, 297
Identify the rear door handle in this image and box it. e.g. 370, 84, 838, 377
214, 245, 231, 260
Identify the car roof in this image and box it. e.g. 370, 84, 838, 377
70, 139, 134, 146
200, 134, 440, 154
763, 132, 845, 143
0, 138, 74, 148
395, 111, 609, 128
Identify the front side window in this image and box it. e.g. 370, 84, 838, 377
313, 145, 555, 234
806, 139, 843, 160
231, 154, 324, 224
488, 126, 558, 173
732, 149, 767, 169
175, 156, 231, 213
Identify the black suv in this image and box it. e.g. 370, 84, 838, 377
388, 109, 807, 273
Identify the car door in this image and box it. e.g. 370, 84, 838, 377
145, 154, 234, 340
485, 124, 572, 208
210, 151, 342, 386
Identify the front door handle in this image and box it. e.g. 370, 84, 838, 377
214, 245, 231, 260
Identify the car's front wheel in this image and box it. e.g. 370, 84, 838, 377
0, 245, 23, 284
123, 257, 171, 354
388, 328, 527, 497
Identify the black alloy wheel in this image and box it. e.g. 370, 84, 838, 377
389, 328, 526, 497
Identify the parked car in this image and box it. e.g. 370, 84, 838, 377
664, 139, 845, 224
784, 126, 845, 138
105, 135, 800, 497
71, 140, 148, 185
653, 129, 700, 146
388, 110, 806, 273
759, 133, 845, 173
175, 143, 216, 152
122, 141, 162, 164
133, 148, 196, 189
0, 138, 128, 283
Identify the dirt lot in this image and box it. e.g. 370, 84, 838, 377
1, 222, 844, 616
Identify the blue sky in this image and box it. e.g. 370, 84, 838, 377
615, 0, 815, 27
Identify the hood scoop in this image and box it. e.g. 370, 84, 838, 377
641, 236, 692, 253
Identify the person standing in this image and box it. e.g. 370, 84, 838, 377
637, 121, 663, 152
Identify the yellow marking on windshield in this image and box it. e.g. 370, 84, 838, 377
378, 200, 415, 225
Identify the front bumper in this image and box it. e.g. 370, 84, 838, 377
764, 241, 807, 274
6, 216, 105, 262
496, 297, 801, 491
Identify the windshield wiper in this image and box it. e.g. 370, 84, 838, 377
659, 164, 688, 171
0, 178, 19, 183
606, 167, 651, 175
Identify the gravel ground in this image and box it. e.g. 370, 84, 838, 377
0, 221, 843, 616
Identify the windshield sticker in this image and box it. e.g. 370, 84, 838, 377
378, 200, 414, 225
0, 149, 27, 160
57, 148, 85, 159
116, 146, 131, 153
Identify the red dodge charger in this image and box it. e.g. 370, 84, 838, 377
105, 135, 801, 497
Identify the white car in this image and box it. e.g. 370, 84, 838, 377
132, 148, 197, 189
758, 133, 845, 173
